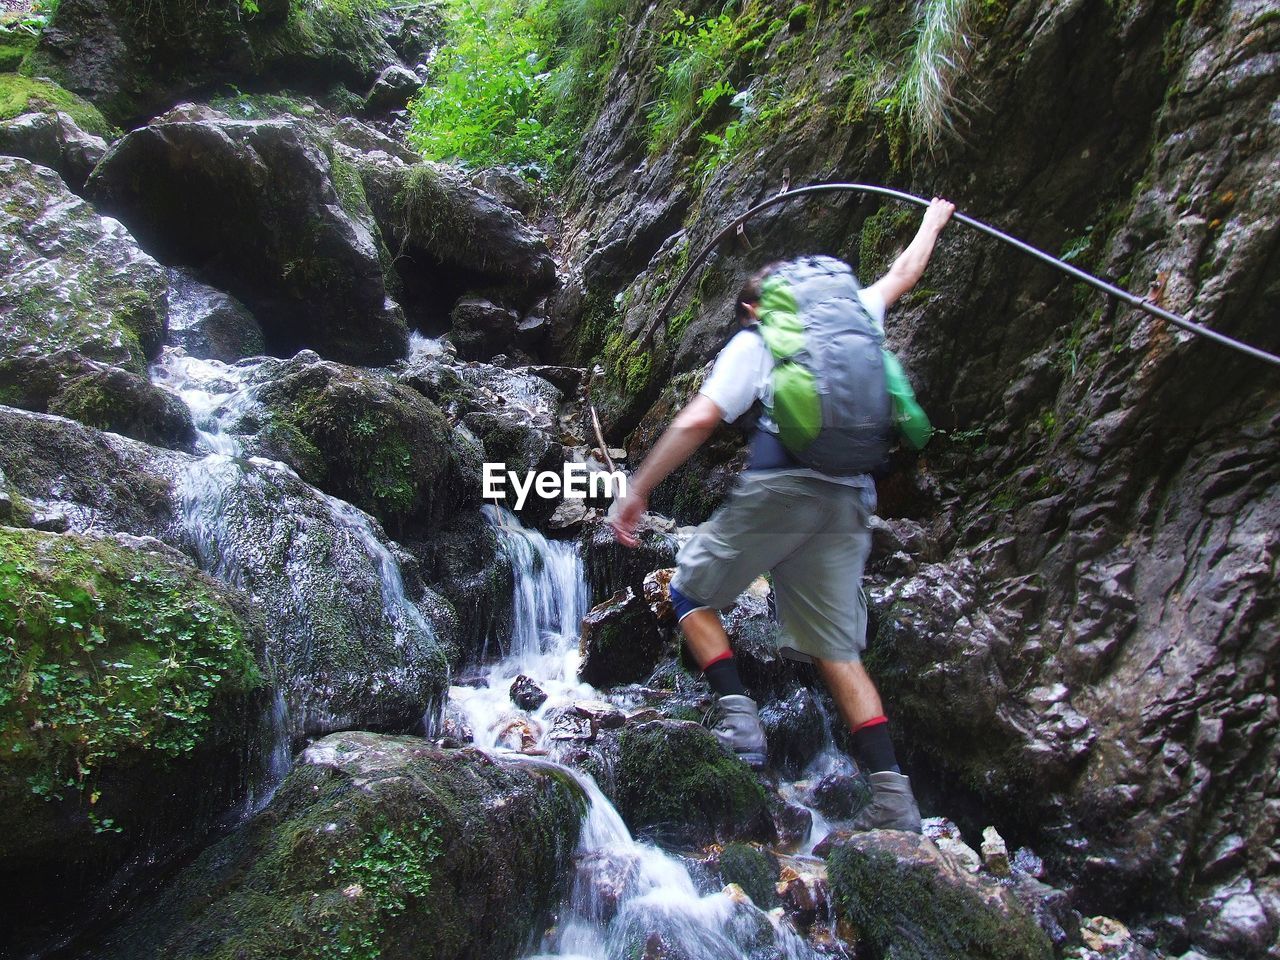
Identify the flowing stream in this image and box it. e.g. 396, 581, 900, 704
452, 507, 828, 960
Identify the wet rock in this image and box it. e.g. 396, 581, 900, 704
234, 351, 480, 531
1191, 878, 1278, 959
91, 732, 584, 960
493, 716, 541, 752
470, 166, 540, 215
759, 686, 826, 778
165, 268, 265, 363
573, 849, 641, 922
923, 818, 981, 873
0, 109, 107, 190
572, 699, 626, 729
642, 567, 677, 624
510, 674, 548, 711
578, 588, 668, 689
580, 513, 678, 606
826, 830, 1054, 960
0, 406, 455, 739
776, 861, 832, 931
722, 592, 801, 703
1009, 872, 1081, 953
1, 156, 167, 374
364, 63, 421, 114
0, 527, 269, 957
450, 295, 521, 361
546, 708, 595, 743
811, 773, 871, 821
717, 843, 779, 909
0, 348, 196, 450
27, 0, 419, 124
612, 719, 772, 848
1077, 916, 1158, 959
773, 801, 814, 848
86, 105, 408, 365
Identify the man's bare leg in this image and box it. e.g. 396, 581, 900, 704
679, 608, 732, 668
815, 658, 884, 729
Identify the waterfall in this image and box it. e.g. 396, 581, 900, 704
447, 509, 824, 960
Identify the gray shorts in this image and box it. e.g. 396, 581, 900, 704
671, 471, 876, 662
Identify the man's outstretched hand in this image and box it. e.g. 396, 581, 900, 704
608, 492, 648, 548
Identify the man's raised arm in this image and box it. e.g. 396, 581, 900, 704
865, 197, 955, 309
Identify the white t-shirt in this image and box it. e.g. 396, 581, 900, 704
699, 286, 887, 430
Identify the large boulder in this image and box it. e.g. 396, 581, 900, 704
0, 156, 167, 374
0, 348, 196, 449
0, 109, 108, 190
229, 351, 481, 532
355, 154, 556, 327
92, 732, 585, 960
0, 527, 269, 957
610, 719, 772, 848
826, 831, 1054, 960
86, 105, 408, 365
0, 406, 455, 739
25, 0, 434, 125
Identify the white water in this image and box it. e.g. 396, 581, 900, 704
450, 508, 825, 960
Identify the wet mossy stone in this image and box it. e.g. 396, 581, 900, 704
827, 831, 1054, 960
93, 732, 585, 960
242, 351, 480, 531
86, 105, 408, 366
0, 348, 197, 450
579, 513, 677, 606
613, 719, 773, 848
0, 156, 167, 374
25, 0, 429, 125
578, 587, 668, 688
0, 527, 269, 956
718, 842, 781, 909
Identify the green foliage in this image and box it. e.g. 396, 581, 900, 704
409, 0, 558, 170
0, 0, 58, 68
719, 842, 779, 908
858, 203, 916, 279
0, 529, 261, 825
321, 814, 440, 960
891, 0, 979, 156
408, 0, 632, 175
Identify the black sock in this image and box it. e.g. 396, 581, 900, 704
703, 655, 747, 698
851, 718, 900, 774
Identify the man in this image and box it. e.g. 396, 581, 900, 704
609, 197, 955, 832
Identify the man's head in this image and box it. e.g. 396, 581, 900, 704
735, 262, 782, 326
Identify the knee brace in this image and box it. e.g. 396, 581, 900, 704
669, 584, 711, 622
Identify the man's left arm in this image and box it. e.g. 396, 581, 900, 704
608, 393, 724, 547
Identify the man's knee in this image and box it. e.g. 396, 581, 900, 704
669, 583, 712, 622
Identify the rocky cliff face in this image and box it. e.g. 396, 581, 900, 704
548, 0, 1280, 954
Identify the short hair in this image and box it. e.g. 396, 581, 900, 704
735, 261, 783, 323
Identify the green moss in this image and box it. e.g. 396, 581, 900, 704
719, 842, 779, 907
614, 721, 769, 845
828, 844, 1054, 960
0, 528, 262, 825
858, 203, 917, 279
0, 73, 113, 136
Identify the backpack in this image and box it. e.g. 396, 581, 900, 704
756, 256, 931, 474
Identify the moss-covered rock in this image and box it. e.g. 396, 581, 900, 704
0, 72, 113, 136
613, 719, 772, 847
0, 348, 197, 450
238, 351, 480, 531
578, 587, 669, 688
827, 830, 1054, 960
25, 0, 437, 125
0, 526, 269, 956
93, 731, 585, 960
579, 513, 677, 606
0, 156, 167, 374
718, 842, 781, 909
86, 105, 408, 365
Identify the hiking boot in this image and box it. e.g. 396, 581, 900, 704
706, 694, 767, 770
849, 771, 922, 833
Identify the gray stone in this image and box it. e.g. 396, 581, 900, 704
0, 110, 107, 190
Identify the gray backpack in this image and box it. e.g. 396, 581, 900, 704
756, 256, 894, 475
